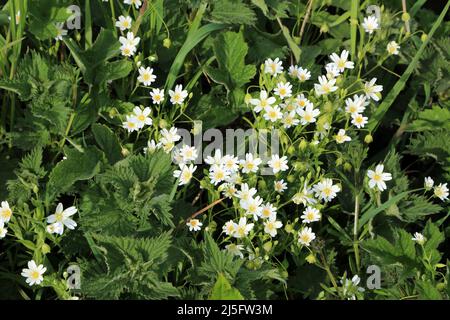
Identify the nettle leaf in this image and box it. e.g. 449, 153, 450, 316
28, 0, 72, 40
416, 280, 443, 300
208, 0, 256, 25
398, 194, 443, 222
92, 124, 123, 164
408, 130, 450, 165
47, 146, 103, 200
205, 31, 256, 93
407, 105, 450, 132
209, 273, 244, 300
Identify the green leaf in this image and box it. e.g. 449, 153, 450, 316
209, 273, 244, 300
407, 105, 450, 132
92, 124, 123, 164
209, 0, 256, 25
416, 280, 443, 300
47, 146, 103, 200
28, 0, 72, 40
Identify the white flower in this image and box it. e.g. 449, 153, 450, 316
329, 50, 354, 72
268, 154, 289, 174
209, 165, 230, 186
160, 127, 181, 144
387, 41, 400, 55
177, 145, 198, 163
122, 115, 139, 132
133, 106, 152, 128
301, 206, 321, 223
124, 0, 142, 9
169, 84, 188, 105
242, 196, 263, 220
119, 31, 140, 47
434, 183, 449, 201
186, 219, 202, 232
137, 67, 156, 86
274, 180, 287, 193
345, 95, 366, 115
292, 184, 317, 206
298, 227, 316, 246
288, 65, 300, 78
325, 64, 341, 79
226, 243, 244, 258
314, 75, 338, 96
298, 103, 320, 125
235, 183, 257, 204
351, 113, 368, 129
313, 178, 341, 202
282, 111, 300, 128
250, 90, 276, 113
46, 203, 78, 235
424, 177, 434, 190
150, 88, 165, 104
173, 164, 197, 185
264, 218, 283, 237
223, 220, 237, 236
233, 217, 254, 239
263, 105, 283, 122
297, 67, 311, 82
364, 78, 383, 101
0, 201, 12, 224
362, 15, 379, 34
335, 129, 351, 144
205, 149, 223, 166
115, 15, 132, 31
144, 139, 161, 154
0, 221, 7, 238
120, 43, 137, 57
411, 232, 426, 245
281, 100, 297, 112
222, 155, 239, 173
274, 82, 293, 99
55, 23, 67, 41
367, 164, 392, 191
240, 153, 262, 174
260, 203, 277, 220
294, 94, 310, 110
264, 57, 283, 76
21, 260, 46, 286
46, 223, 64, 235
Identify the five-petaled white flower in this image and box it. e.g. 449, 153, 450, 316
115, 15, 132, 31
387, 41, 400, 55
264, 218, 283, 237
345, 95, 366, 115
226, 243, 244, 258
137, 67, 156, 86
124, 0, 142, 9
250, 90, 276, 113
55, 23, 67, 41
364, 78, 383, 101
186, 219, 202, 232
240, 153, 262, 174
424, 177, 434, 190
233, 217, 254, 238
0, 201, 12, 224
298, 103, 320, 125
314, 75, 338, 96
362, 15, 379, 34
313, 178, 341, 202
263, 105, 283, 122
411, 232, 426, 245
223, 220, 237, 236
329, 50, 354, 72
367, 164, 392, 191
274, 180, 287, 193
351, 113, 368, 129
297, 67, 311, 82
133, 106, 153, 128
123, 115, 139, 132
264, 57, 283, 76
298, 227, 316, 246
274, 82, 293, 99
169, 84, 188, 105
21, 260, 47, 286
268, 154, 289, 174
335, 129, 351, 144
260, 203, 277, 220
150, 88, 164, 104
173, 164, 197, 185
46, 203, 78, 235
301, 206, 321, 223
434, 183, 449, 201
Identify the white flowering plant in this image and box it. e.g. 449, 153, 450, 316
0, 0, 449, 301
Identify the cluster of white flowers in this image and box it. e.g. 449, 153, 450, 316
423, 177, 449, 201
0, 201, 12, 239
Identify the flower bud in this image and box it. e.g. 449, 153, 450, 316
263, 241, 272, 252
299, 139, 308, 150
320, 23, 329, 33
344, 162, 352, 172
159, 118, 168, 129
258, 180, 267, 190
121, 148, 130, 157
401, 12, 410, 22
285, 223, 294, 234
421, 33, 428, 42
306, 253, 316, 264
364, 134, 373, 144
163, 38, 171, 48
149, 54, 158, 62
287, 175, 295, 183
41, 243, 51, 254
244, 93, 252, 105
287, 145, 295, 155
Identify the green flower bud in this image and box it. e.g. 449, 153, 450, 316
244, 93, 252, 105
258, 180, 267, 190
121, 148, 130, 157
287, 175, 295, 183
364, 134, 373, 144
287, 145, 295, 155
343, 162, 352, 172
285, 223, 294, 234
159, 118, 168, 129
42, 243, 51, 255
306, 253, 316, 264
320, 23, 329, 33
294, 161, 306, 172
163, 38, 171, 48
263, 241, 272, 252
401, 12, 410, 22
299, 139, 308, 150
336, 157, 343, 166
323, 101, 333, 113
421, 33, 428, 42
149, 54, 158, 62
